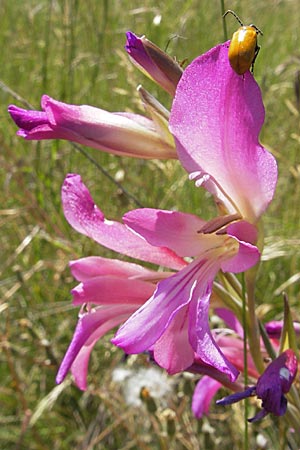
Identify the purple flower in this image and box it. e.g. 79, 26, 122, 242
169, 43, 278, 223
125, 31, 183, 96
216, 349, 298, 421
8, 95, 177, 159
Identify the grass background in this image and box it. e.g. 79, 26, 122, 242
0, 0, 299, 448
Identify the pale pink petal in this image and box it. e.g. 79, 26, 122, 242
123, 208, 220, 257
169, 43, 278, 222
56, 305, 135, 388
62, 174, 186, 271
71, 275, 155, 306
9, 95, 177, 159
153, 305, 194, 374
192, 376, 222, 418
69, 256, 159, 282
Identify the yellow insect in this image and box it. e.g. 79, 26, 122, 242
223, 10, 263, 75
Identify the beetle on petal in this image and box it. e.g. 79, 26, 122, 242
224, 10, 263, 75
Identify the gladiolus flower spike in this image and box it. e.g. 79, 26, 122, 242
54, 40, 279, 390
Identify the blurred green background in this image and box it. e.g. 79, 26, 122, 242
0, 0, 299, 449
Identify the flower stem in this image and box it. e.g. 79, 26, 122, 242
241, 273, 249, 450
245, 267, 265, 374
220, 0, 228, 41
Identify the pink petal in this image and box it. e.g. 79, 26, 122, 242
169, 43, 278, 222
123, 208, 207, 256
124, 209, 260, 273
125, 31, 183, 96
112, 258, 206, 355
221, 222, 260, 273
62, 174, 186, 271
71, 275, 155, 306
153, 305, 195, 374
192, 376, 222, 418
189, 284, 239, 381
216, 335, 258, 378
215, 308, 244, 337
11, 95, 176, 159
56, 305, 135, 388
69, 256, 159, 282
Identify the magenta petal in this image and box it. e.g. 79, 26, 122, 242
8, 105, 48, 130
62, 174, 186, 271
189, 284, 239, 382
56, 305, 135, 387
153, 305, 194, 374
123, 208, 206, 256
169, 43, 278, 222
221, 239, 259, 274
112, 259, 203, 355
192, 376, 222, 418
69, 339, 95, 390
71, 276, 155, 306
265, 320, 300, 339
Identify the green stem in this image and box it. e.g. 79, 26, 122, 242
213, 281, 243, 319
221, 272, 242, 298
245, 268, 265, 373
241, 273, 249, 450
220, 0, 228, 41
258, 320, 277, 360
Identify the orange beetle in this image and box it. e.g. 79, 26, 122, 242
223, 10, 263, 75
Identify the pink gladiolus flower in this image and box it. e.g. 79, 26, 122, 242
169, 43, 278, 223
8, 95, 177, 159
125, 31, 183, 96
56, 173, 186, 389
56, 256, 173, 390
111, 213, 260, 379
61, 174, 259, 382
